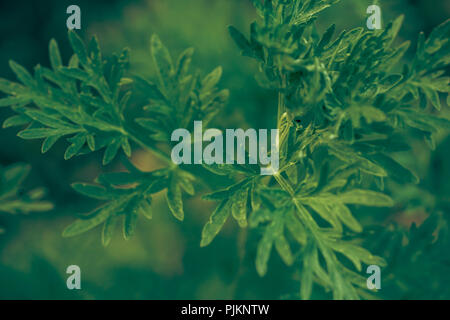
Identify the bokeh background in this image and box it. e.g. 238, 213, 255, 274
0, 0, 449, 299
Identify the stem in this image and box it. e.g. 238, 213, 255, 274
125, 130, 173, 165
277, 74, 287, 130
273, 83, 344, 296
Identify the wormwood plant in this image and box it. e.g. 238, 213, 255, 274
0, 0, 449, 299
0, 163, 53, 234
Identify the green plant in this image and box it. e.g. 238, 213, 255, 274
0, 0, 448, 299
0, 163, 53, 233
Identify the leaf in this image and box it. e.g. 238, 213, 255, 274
202, 67, 222, 92
0, 78, 25, 95
256, 225, 275, 277
71, 183, 114, 200
304, 198, 342, 231
300, 242, 315, 300
103, 138, 122, 165
9, 60, 35, 87
275, 235, 294, 266
339, 189, 394, 207
2, 115, 30, 128
176, 47, 194, 80
285, 209, 306, 244
123, 210, 138, 240
317, 24, 335, 52
68, 30, 88, 66
370, 153, 419, 184
231, 188, 248, 227
228, 26, 252, 56
137, 198, 153, 220
59, 67, 90, 81
166, 174, 184, 221
121, 138, 132, 158
150, 34, 174, 88
17, 128, 61, 139
200, 201, 230, 247
62, 207, 110, 237
0, 96, 30, 107
102, 215, 117, 246
49, 39, 62, 70
41, 135, 61, 153
333, 202, 362, 233
64, 133, 86, 160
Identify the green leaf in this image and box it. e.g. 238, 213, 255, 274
9, 60, 35, 87
339, 189, 394, 207
200, 201, 230, 247
0, 96, 30, 107
275, 235, 294, 266
121, 138, 132, 158
103, 138, 122, 165
202, 67, 222, 92
370, 153, 419, 184
166, 175, 184, 221
59, 67, 90, 81
123, 210, 138, 240
71, 183, 114, 200
62, 208, 110, 237
2, 115, 30, 128
300, 242, 315, 300
231, 188, 248, 227
102, 215, 117, 246
17, 128, 61, 140
137, 198, 153, 220
49, 39, 62, 70
150, 34, 174, 88
68, 30, 88, 66
317, 24, 335, 52
228, 26, 252, 56
41, 135, 61, 153
333, 202, 362, 233
0, 78, 25, 95
256, 225, 275, 277
175, 47, 194, 80
64, 134, 86, 160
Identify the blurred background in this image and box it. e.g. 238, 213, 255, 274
0, 0, 449, 299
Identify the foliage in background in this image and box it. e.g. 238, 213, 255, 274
0, 163, 53, 233
0, 0, 449, 300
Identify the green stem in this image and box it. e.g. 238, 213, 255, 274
125, 130, 173, 166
